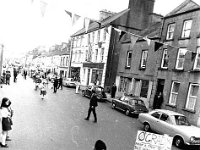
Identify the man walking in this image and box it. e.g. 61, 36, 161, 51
53, 77, 58, 93
111, 83, 117, 98
85, 90, 98, 123
57, 75, 63, 90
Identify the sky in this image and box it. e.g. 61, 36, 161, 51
0, 0, 196, 58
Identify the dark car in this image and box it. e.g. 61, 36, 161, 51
111, 95, 148, 116
82, 85, 107, 102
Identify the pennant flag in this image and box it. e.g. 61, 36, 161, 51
40, 0, 47, 17
191, 52, 197, 61
65, 10, 72, 18
143, 36, 151, 46
84, 18, 90, 33
130, 35, 138, 48
119, 31, 126, 41
113, 27, 121, 34
154, 41, 163, 51
105, 27, 109, 34
72, 13, 81, 26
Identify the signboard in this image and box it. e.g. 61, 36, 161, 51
134, 130, 173, 150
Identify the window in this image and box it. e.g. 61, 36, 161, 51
92, 32, 95, 43
87, 34, 90, 44
176, 48, 187, 70
141, 50, 148, 68
100, 48, 104, 62
160, 113, 169, 122
151, 112, 161, 119
193, 47, 200, 70
95, 49, 98, 62
103, 28, 107, 41
166, 23, 175, 40
185, 84, 199, 111
97, 30, 100, 43
85, 50, 88, 61
181, 20, 192, 38
169, 82, 180, 106
140, 80, 149, 98
161, 49, 168, 68
126, 51, 132, 67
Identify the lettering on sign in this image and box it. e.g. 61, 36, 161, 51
134, 130, 173, 150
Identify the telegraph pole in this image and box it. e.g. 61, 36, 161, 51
0, 44, 4, 76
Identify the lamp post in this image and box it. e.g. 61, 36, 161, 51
0, 44, 4, 77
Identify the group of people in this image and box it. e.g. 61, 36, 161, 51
52, 76, 63, 93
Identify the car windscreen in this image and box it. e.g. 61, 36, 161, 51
174, 115, 191, 126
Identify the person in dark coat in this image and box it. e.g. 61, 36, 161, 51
53, 77, 58, 93
57, 75, 63, 90
5, 71, 11, 85
23, 70, 27, 80
94, 140, 107, 150
85, 90, 98, 123
111, 83, 117, 98
153, 92, 164, 109
13, 68, 18, 83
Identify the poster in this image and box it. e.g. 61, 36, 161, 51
134, 130, 173, 150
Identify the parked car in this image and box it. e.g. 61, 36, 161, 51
82, 85, 107, 102
138, 109, 200, 148
111, 95, 148, 116
63, 78, 76, 88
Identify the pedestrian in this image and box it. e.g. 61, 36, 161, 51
2, 70, 6, 84
5, 71, 11, 85
57, 75, 63, 90
23, 70, 27, 80
75, 79, 80, 94
53, 77, 58, 93
111, 83, 117, 98
153, 92, 164, 109
13, 68, 18, 83
94, 140, 107, 150
85, 90, 98, 123
39, 82, 47, 99
0, 97, 13, 148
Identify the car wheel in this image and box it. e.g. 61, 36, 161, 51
144, 123, 150, 132
125, 110, 130, 116
174, 136, 184, 148
112, 103, 116, 109
82, 91, 85, 97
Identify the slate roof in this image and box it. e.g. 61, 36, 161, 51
165, 0, 200, 17
71, 8, 130, 37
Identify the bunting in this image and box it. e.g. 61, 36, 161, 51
143, 36, 151, 46
84, 18, 90, 33
65, 10, 72, 18
72, 14, 81, 26
119, 31, 126, 41
191, 52, 197, 61
40, 0, 47, 17
154, 41, 164, 52
130, 35, 138, 48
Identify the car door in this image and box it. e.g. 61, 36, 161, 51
156, 113, 174, 136
114, 97, 123, 109
149, 111, 162, 132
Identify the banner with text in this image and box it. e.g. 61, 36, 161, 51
134, 130, 173, 150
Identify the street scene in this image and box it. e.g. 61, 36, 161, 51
1, 0, 200, 150
0, 73, 194, 150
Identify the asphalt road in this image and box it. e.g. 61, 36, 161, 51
0, 75, 198, 150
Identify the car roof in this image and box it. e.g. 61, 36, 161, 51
152, 109, 184, 116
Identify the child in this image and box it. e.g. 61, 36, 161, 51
39, 82, 47, 99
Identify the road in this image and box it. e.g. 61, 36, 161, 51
0, 74, 198, 150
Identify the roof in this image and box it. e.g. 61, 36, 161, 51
71, 8, 130, 37
165, 0, 200, 17
139, 22, 162, 39
153, 109, 184, 116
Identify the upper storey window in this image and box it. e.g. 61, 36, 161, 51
181, 20, 192, 38
166, 23, 175, 40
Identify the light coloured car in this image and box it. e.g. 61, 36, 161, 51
138, 109, 200, 148
63, 78, 76, 88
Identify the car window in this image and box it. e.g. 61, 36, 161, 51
151, 112, 161, 119
174, 115, 191, 126
160, 113, 169, 122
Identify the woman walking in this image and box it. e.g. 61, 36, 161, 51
39, 82, 47, 99
0, 97, 13, 148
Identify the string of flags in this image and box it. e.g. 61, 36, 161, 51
65, 10, 101, 33
112, 27, 197, 60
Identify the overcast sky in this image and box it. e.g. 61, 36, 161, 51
0, 0, 195, 58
